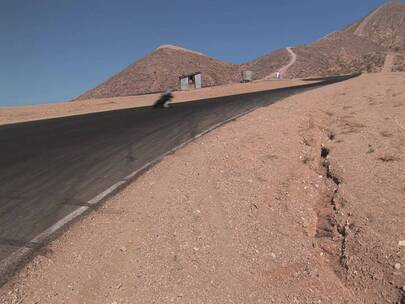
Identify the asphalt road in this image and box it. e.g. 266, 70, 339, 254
0, 75, 358, 280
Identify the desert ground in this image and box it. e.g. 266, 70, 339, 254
0, 72, 404, 303
0, 79, 314, 126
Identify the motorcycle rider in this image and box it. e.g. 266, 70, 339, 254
153, 88, 173, 109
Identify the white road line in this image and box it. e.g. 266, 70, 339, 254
0, 101, 265, 284
86, 181, 127, 205
4, 76, 352, 283
30, 206, 89, 244
0, 206, 89, 283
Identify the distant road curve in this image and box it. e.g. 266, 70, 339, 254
266, 47, 297, 79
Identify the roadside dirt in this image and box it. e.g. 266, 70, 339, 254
0, 73, 404, 303
0, 79, 313, 126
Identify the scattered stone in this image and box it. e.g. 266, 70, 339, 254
394, 263, 401, 270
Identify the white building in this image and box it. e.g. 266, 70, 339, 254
179, 72, 202, 90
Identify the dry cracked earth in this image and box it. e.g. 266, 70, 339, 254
0, 73, 404, 303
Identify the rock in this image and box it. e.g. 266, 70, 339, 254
394, 263, 401, 270
398, 240, 405, 247
120, 246, 127, 252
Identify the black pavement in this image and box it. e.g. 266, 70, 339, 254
0, 75, 358, 282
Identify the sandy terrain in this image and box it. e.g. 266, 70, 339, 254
0, 79, 314, 126
0, 73, 404, 303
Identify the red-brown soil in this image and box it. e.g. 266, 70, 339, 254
1, 73, 404, 304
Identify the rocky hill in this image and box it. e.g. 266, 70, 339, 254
285, 31, 387, 78
77, 2, 405, 100
76, 45, 240, 100
345, 2, 405, 51
241, 48, 292, 80
279, 2, 405, 78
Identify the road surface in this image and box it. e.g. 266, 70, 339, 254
0, 75, 358, 283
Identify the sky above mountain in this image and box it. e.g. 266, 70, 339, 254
0, 0, 399, 105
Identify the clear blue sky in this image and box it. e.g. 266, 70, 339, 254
0, 0, 395, 106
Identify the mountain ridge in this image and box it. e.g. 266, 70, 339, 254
76, 2, 405, 100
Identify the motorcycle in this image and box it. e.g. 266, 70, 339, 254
153, 91, 173, 109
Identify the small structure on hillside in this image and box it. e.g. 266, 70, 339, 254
241, 70, 254, 82
179, 72, 202, 90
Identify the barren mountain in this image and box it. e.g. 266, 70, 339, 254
345, 2, 405, 51
284, 1, 405, 78
77, 2, 405, 100
285, 31, 387, 78
241, 48, 292, 79
76, 45, 240, 100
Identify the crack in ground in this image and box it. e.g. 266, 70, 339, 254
320, 144, 350, 271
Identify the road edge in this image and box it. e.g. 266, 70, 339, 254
0, 74, 360, 286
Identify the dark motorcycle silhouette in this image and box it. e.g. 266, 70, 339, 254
153, 90, 173, 109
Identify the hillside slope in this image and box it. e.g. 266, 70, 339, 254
286, 31, 386, 78
346, 2, 405, 51
76, 2, 405, 100
77, 45, 240, 100
241, 48, 292, 79
284, 2, 405, 78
